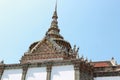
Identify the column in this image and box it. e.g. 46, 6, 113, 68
74, 64, 80, 80
0, 65, 4, 80
21, 64, 29, 80
46, 65, 52, 80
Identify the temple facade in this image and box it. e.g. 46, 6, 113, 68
0, 3, 120, 80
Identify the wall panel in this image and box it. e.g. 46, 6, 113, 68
51, 65, 74, 80
25, 67, 47, 80
1, 69, 22, 80
94, 76, 120, 80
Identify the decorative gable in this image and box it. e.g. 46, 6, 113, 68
31, 39, 56, 54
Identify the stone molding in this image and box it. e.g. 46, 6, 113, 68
2, 59, 93, 69
94, 71, 120, 77
94, 66, 120, 77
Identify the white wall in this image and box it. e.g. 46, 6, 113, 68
25, 67, 47, 80
51, 65, 74, 80
1, 69, 22, 80
94, 76, 120, 80
1, 65, 74, 80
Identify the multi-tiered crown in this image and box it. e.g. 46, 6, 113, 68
20, 2, 79, 64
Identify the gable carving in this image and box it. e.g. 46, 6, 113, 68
30, 39, 61, 54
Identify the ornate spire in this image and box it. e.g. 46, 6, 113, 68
46, 0, 63, 39
20, 0, 73, 64
52, 0, 58, 20
51, 0, 58, 28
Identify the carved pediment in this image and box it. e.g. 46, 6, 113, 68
30, 39, 60, 54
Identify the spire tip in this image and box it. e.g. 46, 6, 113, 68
55, 0, 57, 12
52, 0, 58, 19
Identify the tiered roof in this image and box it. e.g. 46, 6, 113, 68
20, 3, 79, 64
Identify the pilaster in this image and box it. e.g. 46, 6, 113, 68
74, 63, 80, 80
46, 65, 52, 80
21, 64, 29, 80
0, 65, 4, 80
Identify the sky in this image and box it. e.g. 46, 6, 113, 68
0, 0, 120, 64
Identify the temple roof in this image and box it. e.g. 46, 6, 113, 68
92, 61, 113, 67
92, 58, 117, 68
20, 3, 79, 64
